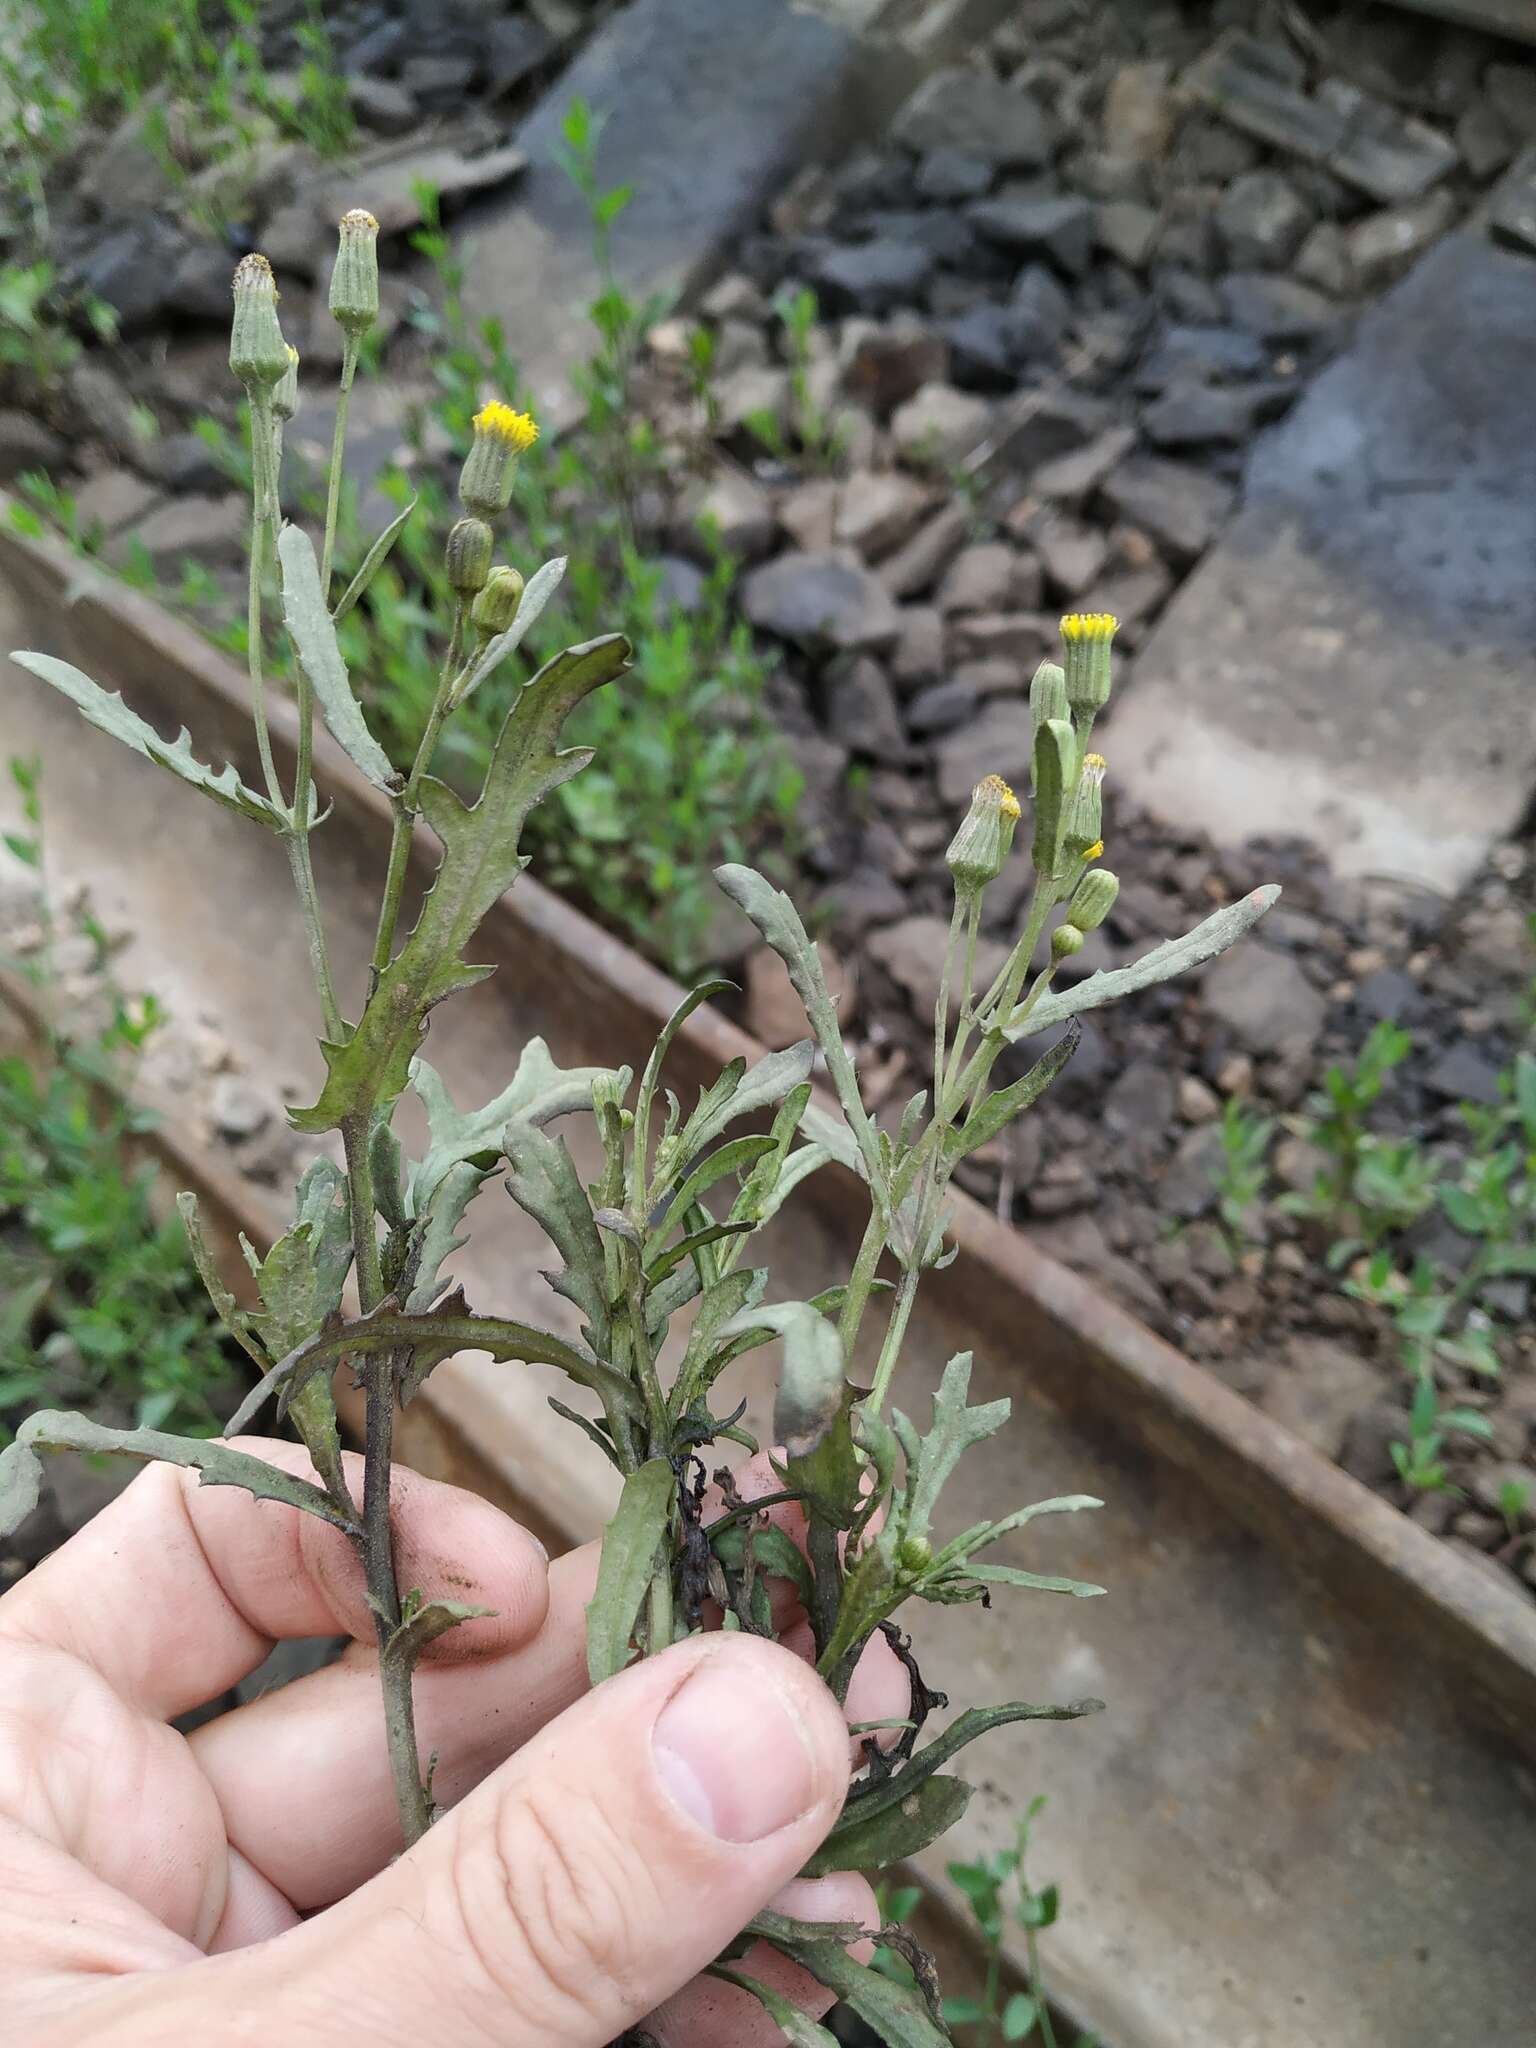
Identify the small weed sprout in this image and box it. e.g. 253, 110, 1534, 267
0, 219, 1278, 2038
1211, 1096, 1273, 1250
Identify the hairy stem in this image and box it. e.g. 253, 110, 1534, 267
371, 605, 467, 978
320, 334, 360, 598
933, 897, 965, 1110
343, 1114, 429, 1848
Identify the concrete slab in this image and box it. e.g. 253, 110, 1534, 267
1108, 220, 1536, 893
451, 0, 1012, 428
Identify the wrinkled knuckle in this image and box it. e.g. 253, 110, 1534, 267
450, 1777, 662, 2035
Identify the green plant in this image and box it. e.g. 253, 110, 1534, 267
745, 287, 844, 471
874, 1801, 1097, 2047
45, 137, 802, 978
0, 221, 1281, 2039
1301, 1020, 1536, 1495
1211, 1095, 1273, 1249
0, 258, 116, 402
0, 759, 229, 1442
1285, 1020, 1424, 1258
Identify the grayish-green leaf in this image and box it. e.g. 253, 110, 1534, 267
382, 1595, 492, 1677
586, 1456, 675, 1686
0, 1409, 356, 1540
952, 1560, 1105, 1598
177, 1191, 265, 1367
1008, 886, 1282, 1039
903, 1354, 1009, 1550
278, 522, 397, 792
227, 1285, 640, 1432
291, 634, 629, 1134
647, 1137, 777, 1258
403, 1159, 487, 1311
1032, 716, 1074, 876
453, 554, 570, 703
800, 1774, 972, 1877
409, 1039, 615, 1214
12, 651, 292, 830
683, 1043, 816, 1158
715, 865, 885, 1193
331, 494, 417, 623
717, 1299, 843, 1456
503, 1120, 610, 1343
839, 1700, 1104, 1831
948, 1021, 1080, 1161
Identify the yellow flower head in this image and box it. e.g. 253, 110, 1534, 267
473, 401, 539, 455
1060, 611, 1119, 642
339, 207, 379, 235
976, 772, 1021, 822
460, 402, 539, 516
1082, 752, 1106, 780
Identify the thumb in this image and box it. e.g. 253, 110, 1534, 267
255, 1633, 851, 2047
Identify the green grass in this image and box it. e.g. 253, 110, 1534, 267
0, 758, 232, 1442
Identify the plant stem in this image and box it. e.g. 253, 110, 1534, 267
371, 605, 467, 978
342, 1112, 430, 1848
838, 1206, 889, 1365
866, 1258, 922, 1420
248, 394, 345, 1040
244, 395, 285, 810
1026, 1926, 1059, 2048
320, 334, 359, 598
933, 897, 965, 1113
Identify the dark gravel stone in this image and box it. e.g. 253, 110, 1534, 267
812, 239, 935, 314
893, 67, 1054, 169
1423, 1043, 1503, 1105
967, 193, 1094, 277
916, 147, 995, 202
1002, 262, 1073, 360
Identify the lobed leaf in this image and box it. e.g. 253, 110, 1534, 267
0, 1409, 356, 1540
12, 651, 293, 830
706, 1968, 840, 2046
716, 1299, 843, 1458
748, 1913, 950, 2048
290, 634, 630, 1133
408, 1039, 616, 1214
948, 1021, 1080, 1161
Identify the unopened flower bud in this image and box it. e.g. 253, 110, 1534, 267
329, 208, 379, 336
1069, 867, 1119, 931
1029, 658, 1068, 734
459, 399, 539, 517
1051, 922, 1084, 959
1060, 612, 1118, 713
946, 773, 1020, 894
898, 1535, 933, 1577
446, 516, 493, 596
1062, 752, 1105, 861
271, 345, 300, 424
470, 564, 524, 638
229, 253, 289, 391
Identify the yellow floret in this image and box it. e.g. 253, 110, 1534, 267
473, 400, 540, 453
976, 772, 1021, 820
1060, 611, 1120, 642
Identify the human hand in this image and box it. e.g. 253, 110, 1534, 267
0, 1440, 908, 2045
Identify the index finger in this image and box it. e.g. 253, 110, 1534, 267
0, 1439, 549, 1720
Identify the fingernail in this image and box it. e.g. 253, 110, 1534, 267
652, 1651, 823, 1843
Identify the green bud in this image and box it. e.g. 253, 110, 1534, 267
1051, 922, 1084, 959
1029, 658, 1068, 736
946, 773, 1020, 895
470, 564, 524, 639
329, 208, 380, 337
1060, 612, 1118, 713
1069, 867, 1119, 931
271, 344, 300, 424
898, 1535, 933, 1577
446, 516, 493, 597
1062, 752, 1105, 862
229, 253, 289, 392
